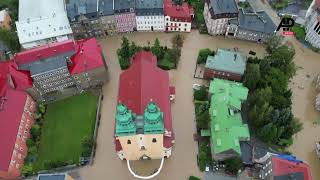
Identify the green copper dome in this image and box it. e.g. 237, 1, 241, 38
144, 102, 164, 134
115, 103, 136, 136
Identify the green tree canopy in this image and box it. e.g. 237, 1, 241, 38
243, 63, 261, 90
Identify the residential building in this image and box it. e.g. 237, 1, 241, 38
37, 173, 75, 180
0, 61, 36, 180
305, 0, 320, 48
13, 38, 108, 103
208, 79, 249, 161
204, 48, 247, 81
204, 0, 238, 35
227, 9, 277, 43
258, 154, 312, 180
114, 0, 137, 33
16, 0, 73, 49
164, 0, 194, 32
115, 51, 175, 161
0, 9, 12, 30
98, 0, 117, 36
135, 0, 165, 31
66, 0, 103, 39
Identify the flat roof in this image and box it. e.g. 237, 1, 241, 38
205, 48, 247, 75
209, 79, 249, 155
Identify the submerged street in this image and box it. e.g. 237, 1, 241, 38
79, 31, 320, 180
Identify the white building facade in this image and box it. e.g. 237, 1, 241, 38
305, 0, 320, 48
135, 0, 165, 32
16, 0, 73, 49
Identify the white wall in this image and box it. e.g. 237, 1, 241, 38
136, 15, 165, 31
164, 16, 191, 32
203, 3, 229, 35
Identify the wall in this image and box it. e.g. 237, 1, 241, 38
204, 68, 242, 82
164, 16, 191, 32
235, 28, 273, 43
99, 15, 117, 36
136, 15, 165, 31
116, 134, 164, 160
71, 16, 104, 39
115, 13, 137, 33
203, 3, 229, 35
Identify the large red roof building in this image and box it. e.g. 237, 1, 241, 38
0, 61, 36, 179
115, 51, 175, 161
164, 0, 194, 32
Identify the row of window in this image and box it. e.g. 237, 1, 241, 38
137, 16, 164, 20
43, 82, 74, 93
137, 26, 164, 29
34, 68, 68, 80
212, 71, 231, 77
42, 78, 72, 88
166, 22, 188, 27
37, 74, 69, 84
313, 22, 320, 35
137, 20, 163, 25
126, 138, 157, 144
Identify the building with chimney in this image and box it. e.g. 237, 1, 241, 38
204, 48, 247, 81
208, 79, 249, 161
98, 0, 117, 36
227, 9, 277, 43
114, 0, 137, 33
115, 51, 175, 161
0, 61, 36, 179
164, 0, 194, 32
135, 0, 165, 32
204, 0, 238, 35
258, 154, 312, 180
305, 0, 320, 48
66, 0, 104, 39
16, 0, 73, 49
12, 38, 108, 103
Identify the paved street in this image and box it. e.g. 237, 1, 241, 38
78, 31, 266, 180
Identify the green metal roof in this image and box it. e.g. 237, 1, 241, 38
205, 49, 247, 75
209, 79, 250, 156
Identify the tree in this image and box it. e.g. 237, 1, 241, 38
26, 138, 35, 147
243, 63, 261, 90
39, 104, 46, 114
198, 142, 210, 171
224, 156, 243, 175
196, 110, 210, 129
117, 36, 131, 70
197, 48, 212, 64
21, 164, 34, 176
258, 123, 278, 143
0, 28, 20, 53
30, 124, 41, 141
189, 176, 201, 180
249, 102, 273, 129
194, 86, 208, 101
81, 136, 95, 157
171, 34, 185, 49
266, 36, 284, 53
151, 38, 162, 59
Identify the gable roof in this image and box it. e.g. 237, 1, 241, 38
66, 0, 99, 21
205, 48, 247, 75
209, 79, 249, 155
114, 0, 135, 12
117, 51, 173, 148
135, 0, 164, 15
0, 62, 29, 171
209, 0, 238, 15
236, 10, 277, 34
164, 0, 193, 21
98, 0, 114, 16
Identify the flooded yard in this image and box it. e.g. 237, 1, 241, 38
77, 31, 320, 180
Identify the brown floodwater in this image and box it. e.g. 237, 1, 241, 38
78, 30, 320, 180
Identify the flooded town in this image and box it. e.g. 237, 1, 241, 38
1, 0, 320, 180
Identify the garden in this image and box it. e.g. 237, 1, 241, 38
22, 92, 98, 176
117, 34, 185, 70
186, 0, 208, 34
270, 0, 289, 10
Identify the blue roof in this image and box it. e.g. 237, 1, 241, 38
38, 174, 65, 180
209, 0, 238, 15
98, 0, 114, 16
66, 0, 98, 21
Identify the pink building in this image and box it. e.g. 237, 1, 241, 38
114, 0, 137, 32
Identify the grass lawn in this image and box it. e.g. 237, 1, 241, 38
292, 24, 306, 40
187, 0, 208, 34
34, 92, 98, 171
271, 0, 289, 10
158, 58, 175, 70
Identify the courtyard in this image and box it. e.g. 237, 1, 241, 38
34, 92, 98, 171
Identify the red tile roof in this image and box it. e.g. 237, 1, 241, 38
117, 51, 174, 149
14, 40, 76, 66
272, 156, 312, 180
0, 62, 28, 172
69, 38, 106, 75
164, 0, 194, 22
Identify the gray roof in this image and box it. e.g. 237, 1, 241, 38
114, 0, 135, 12
209, 0, 238, 15
38, 174, 65, 180
135, 0, 163, 15
237, 10, 277, 34
274, 172, 304, 180
98, 0, 114, 16
66, 0, 98, 21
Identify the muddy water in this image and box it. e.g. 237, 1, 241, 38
287, 37, 320, 180
79, 31, 269, 180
